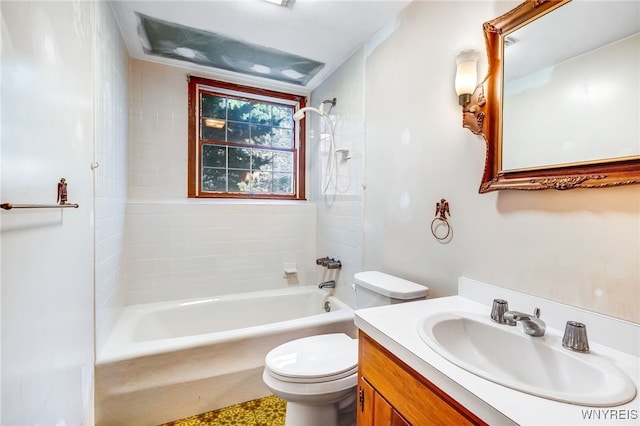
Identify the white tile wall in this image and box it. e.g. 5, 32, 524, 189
128, 60, 188, 200
94, 2, 130, 356
124, 60, 318, 304
122, 201, 316, 304
310, 49, 366, 307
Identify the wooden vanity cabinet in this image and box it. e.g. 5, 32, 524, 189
357, 332, 487, 426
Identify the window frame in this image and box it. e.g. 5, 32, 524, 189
188, 76, 307, 200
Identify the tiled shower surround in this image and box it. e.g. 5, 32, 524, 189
123, 201, 316, 304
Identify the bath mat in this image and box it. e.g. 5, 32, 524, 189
159, 395, 286, 426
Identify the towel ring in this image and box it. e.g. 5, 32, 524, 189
431, 217, 451, 241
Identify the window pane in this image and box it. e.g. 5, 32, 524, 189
273, 173, 293, 194
201, 122, 225, 141
227, 122, 250, 144
271, 128, 293, 149
251, 124, 273, 146
202, 168, 227, 192
251, 103, 271, 125
202, 94, 226, 119
272, 151, 292, 172
252, 171, 273, 193
229, 169, 251, 192
228, 147, 251, 169
272, 105, 293, 129
202, 144, 226, 167
227, 99, 251, 122
252, 149, 273, 171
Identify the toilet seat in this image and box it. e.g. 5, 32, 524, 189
265, 333, 357, 383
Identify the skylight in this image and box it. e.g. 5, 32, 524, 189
136, 12, 324, 86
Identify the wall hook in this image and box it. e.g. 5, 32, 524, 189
431, 198, 452, 241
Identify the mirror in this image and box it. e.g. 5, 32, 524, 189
464, 0, 640, 192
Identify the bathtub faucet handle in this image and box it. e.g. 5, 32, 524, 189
316, 257, 331, 266
326, 259, 342, 269
318, 280, 336, 289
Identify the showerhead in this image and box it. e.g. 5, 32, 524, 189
293, 106, 323, 121
293, 98, 337, 121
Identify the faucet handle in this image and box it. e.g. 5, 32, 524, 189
562, 321, 590, 353
491, 299, 515, 325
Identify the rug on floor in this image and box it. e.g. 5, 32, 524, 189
159, 395, 286, 426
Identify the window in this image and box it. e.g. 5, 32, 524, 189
188, 77, 306, 199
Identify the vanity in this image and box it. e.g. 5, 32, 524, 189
354, 278, 640, 425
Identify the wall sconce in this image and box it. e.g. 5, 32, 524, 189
455, 50, 486, 135
455, 50, 479, 107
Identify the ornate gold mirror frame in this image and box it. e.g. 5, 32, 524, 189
464, 0, 640, 193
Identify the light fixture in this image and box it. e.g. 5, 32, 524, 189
455, 50, 479, 107
204, 118, 226, 129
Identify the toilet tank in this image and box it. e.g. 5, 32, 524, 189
354, 271, 428, 309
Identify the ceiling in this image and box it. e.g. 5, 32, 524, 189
111, 0, 412, 93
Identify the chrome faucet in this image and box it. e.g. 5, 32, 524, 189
318, 280, 336, 289
504, 308, 546, 337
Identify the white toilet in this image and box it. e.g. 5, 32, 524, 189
263, 271, 429, 426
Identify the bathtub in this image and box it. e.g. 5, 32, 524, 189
95, 286, 356, 426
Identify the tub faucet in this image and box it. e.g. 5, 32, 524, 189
503, 308, 546, 337
318, 280, 336, 289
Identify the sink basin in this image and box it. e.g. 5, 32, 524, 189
418, 311, 637, 406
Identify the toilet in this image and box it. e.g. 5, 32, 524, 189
263, 271, 429, 426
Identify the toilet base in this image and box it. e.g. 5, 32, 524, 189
285, 401, 338, 426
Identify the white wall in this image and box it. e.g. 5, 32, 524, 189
312, 0, 639, 323
123, 60, 317, 305
1, 2, 95, 424
94, 2, 130, 358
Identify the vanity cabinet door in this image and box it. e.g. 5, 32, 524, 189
358, 332, 487, 426
358, 376, 409, 426
358, 377, 375, 425
390, 411, 411, 426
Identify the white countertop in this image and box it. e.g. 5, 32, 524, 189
354, 284, 640, 425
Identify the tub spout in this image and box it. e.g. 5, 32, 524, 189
318, 280, 336, 289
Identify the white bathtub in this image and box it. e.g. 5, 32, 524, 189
95, 286, 356, 426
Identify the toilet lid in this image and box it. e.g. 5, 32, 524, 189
265, 333, 357, 382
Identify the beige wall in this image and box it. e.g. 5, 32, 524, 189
312, 0, 639, 323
